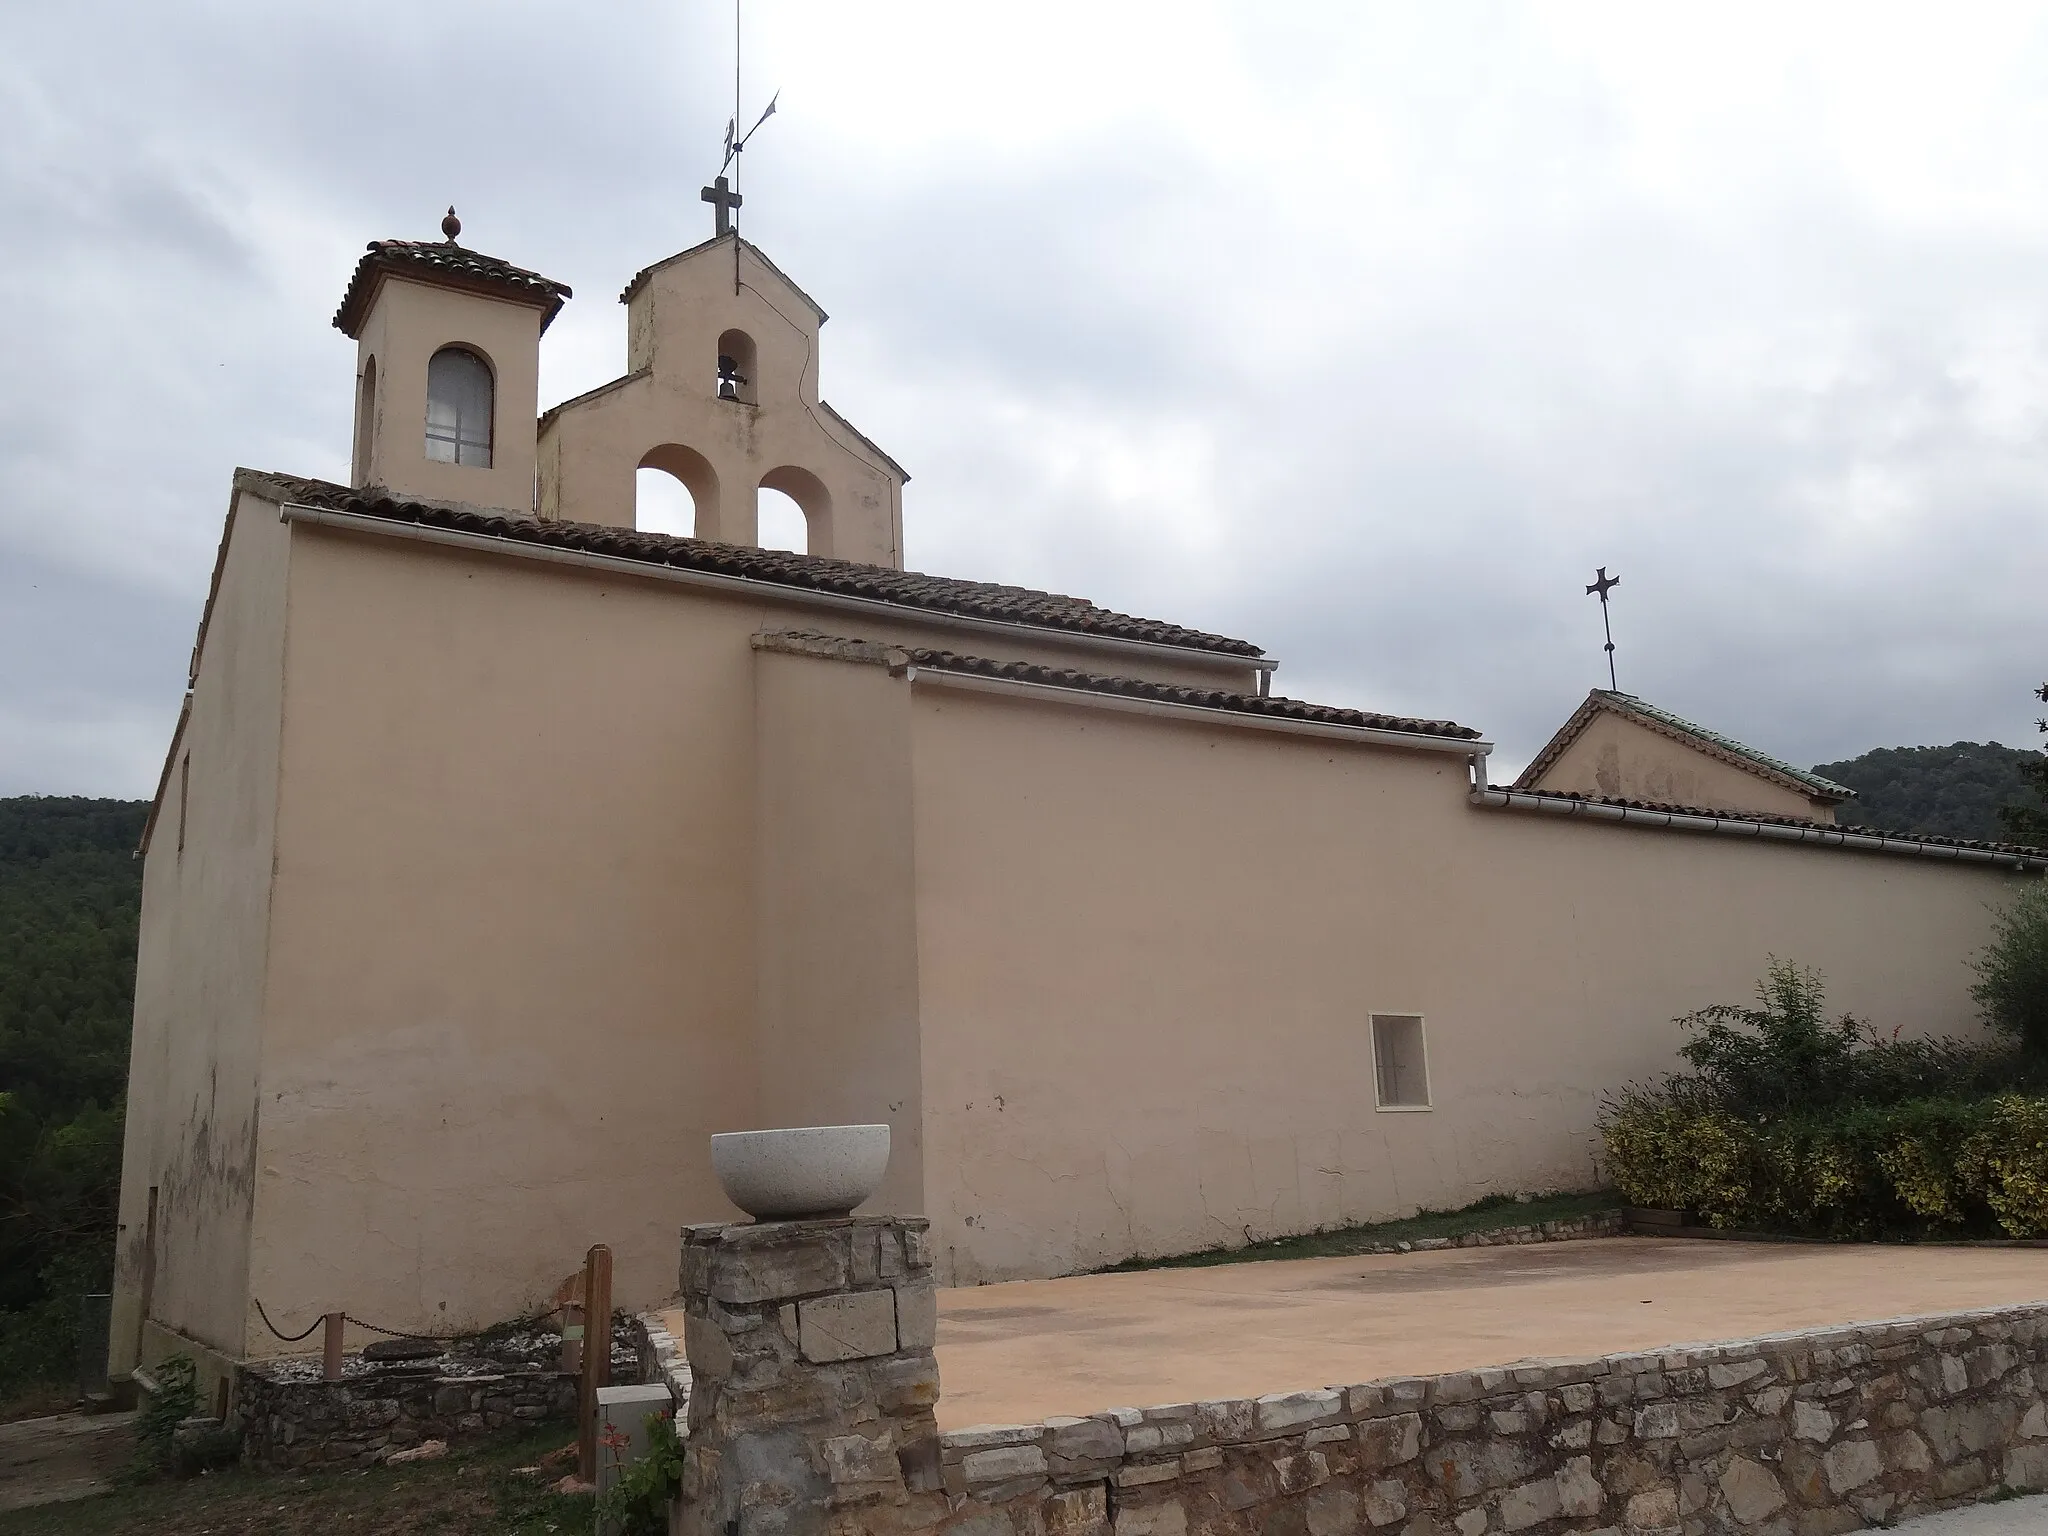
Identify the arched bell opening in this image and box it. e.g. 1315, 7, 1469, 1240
759, 465, 833, 558
716, 329, 758, 406
637, 444, 720, 540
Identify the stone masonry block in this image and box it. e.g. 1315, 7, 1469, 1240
709, 1231, 850, 1305
895, 1284, 937, 1350
800, 1290, 899, 1363
1254, 1388, 1343, 1435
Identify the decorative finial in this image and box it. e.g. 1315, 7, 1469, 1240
441, 206, 461, 243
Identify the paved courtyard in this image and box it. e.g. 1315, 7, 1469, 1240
1893, 1493, 2048, 1531
932, 1236, 2048, 1428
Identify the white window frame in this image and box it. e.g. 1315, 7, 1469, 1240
1370, 1013, 1432, 1112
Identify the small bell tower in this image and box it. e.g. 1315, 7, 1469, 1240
333, 208, 572, 516
536, 232, 907, 566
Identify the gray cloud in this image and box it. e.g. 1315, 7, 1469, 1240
4, 2, 2045, 797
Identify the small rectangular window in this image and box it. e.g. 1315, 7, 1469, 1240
1372, 1014, 1431, 1109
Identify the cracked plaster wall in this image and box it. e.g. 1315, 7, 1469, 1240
112, 487, 288, 1370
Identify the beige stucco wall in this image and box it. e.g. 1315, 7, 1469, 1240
537, 239, 903, 563
352, 276, 546, 516
232, 522, 1245, 1346
1527, 709, 1833, 822
755, 644, 925, 1213
906, 684, 2022, 1284
111, 489, 290, 1370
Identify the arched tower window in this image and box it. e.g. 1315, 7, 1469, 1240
425, 346, 494, 467
716, 329, 758, 405
352, 355, 377, 485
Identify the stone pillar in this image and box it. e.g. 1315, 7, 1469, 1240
677, 1217, 943, 1536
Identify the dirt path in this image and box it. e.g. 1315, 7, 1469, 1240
0, 1413, 134, 1512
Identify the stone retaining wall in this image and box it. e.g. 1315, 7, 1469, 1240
237, 1367, 579, 1470
634, 1310, 694, 1415
671, 1216, 2048, 1535
930, 1302, 2048, 1536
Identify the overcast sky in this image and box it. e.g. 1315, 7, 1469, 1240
5, 1, 2047, 797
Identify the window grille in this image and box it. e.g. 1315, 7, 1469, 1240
425, 347, 493, 467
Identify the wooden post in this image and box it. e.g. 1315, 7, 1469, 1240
576, 1245, 613, 1483
321, 1313, 344, 1382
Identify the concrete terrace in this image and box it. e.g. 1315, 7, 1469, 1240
927, 1236, 2048, 1428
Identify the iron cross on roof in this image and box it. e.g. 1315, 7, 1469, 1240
701, 175, 743, 238
1585, 566, 1621, 691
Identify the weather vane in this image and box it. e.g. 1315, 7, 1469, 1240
700, 0, 779, 290
1586, 566, 1621, 691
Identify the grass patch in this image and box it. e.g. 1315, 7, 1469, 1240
0, 1426, 592, 1536
1095, 1190, 1623, 1273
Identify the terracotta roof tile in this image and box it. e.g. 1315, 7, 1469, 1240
333, 241, 573, 338
901, 646, 1480, 738
239, 472, 1264, 658
752, 630, 1478, 740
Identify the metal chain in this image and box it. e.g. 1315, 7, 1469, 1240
252, 1296, 326, 1343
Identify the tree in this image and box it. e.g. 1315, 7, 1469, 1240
1999, 683, 2048, 846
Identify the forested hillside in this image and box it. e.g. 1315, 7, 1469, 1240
1813, 742, 2044, 844
0, 796, 146, 1391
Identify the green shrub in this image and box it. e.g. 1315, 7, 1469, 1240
1601, 962, 2048, 1241
1966, 1095, 2048, 1237
1972, 882, 2048, 1057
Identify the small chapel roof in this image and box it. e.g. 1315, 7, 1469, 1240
332, 239, 574, 338
1515, 689, 1856, 804
236, 471, 1265, 658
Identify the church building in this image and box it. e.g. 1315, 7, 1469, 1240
110, 208, 2045, 1390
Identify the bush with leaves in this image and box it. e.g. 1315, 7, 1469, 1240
1601, 961, 2048, 1240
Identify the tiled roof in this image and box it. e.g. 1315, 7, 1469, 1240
1515, 690, 1856, 802
333, 241, 573, 338
1487, 787, 2045, 858
237, 472, 1264, 658
758, 630, 1482, 740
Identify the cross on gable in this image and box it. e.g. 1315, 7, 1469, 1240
700, 176, 743, 238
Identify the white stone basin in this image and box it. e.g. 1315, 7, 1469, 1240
710, 1124, 891, 1221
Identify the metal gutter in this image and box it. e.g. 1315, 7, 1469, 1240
906, 665, 1493, 757
278, 502, 1275, 681
1471, 786, 2048, 872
